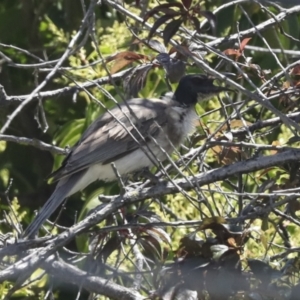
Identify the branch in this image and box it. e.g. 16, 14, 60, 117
2, 108, 300, 156
103, 0, 300, 49
1, 149, 298, 281
5, 149, 300, 251
0, 0, 99, 133
0, 68, 131, 105
43, 255, 144, 300
206, 4, 300, 48
0, 134, 66, 155
103, 0, 300, 133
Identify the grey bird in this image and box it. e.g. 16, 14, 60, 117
23, 74, 231, 238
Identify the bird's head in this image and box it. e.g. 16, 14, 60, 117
173, 74, 232, 106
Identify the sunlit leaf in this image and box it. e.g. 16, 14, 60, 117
239, 37, 252, 52
224, 48, 239, 56
145, 227, 171, 244
111, 59, 133, 74
106, 51, 149, 74
147, 39, 167, 53
290, 64, 300, 75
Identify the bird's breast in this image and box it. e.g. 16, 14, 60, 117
166, 106, 197, 146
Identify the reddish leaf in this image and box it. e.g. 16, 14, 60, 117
290, 64, 300, 75
239, 37, 252, 52
111, 59, 133, 74
282, 80, 290, 89
163, 18, 182, 46
182, 0, 192, 9
148, 14, 177, 41
223, 38, 251, 60
143, 3, 184, 23
223, 48, 239, 56
107, 51, 148, 63
227, 237, 238, 248
107, 51, 149, 74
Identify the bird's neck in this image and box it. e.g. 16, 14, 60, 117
173, 87, 197, 107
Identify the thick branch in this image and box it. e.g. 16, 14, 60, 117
1, 148, 299, 254
1, 149, 300, 284
43, 255, 144, 300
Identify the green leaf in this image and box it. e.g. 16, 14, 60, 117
182, 0, 192, 10
148, 14, 178, 41
163, 18, 182, 46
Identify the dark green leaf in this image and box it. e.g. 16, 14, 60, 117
199, 10, 217, 35
99, 235, 123, 262
191, 16, 201, 33
143, 3, 184, 23
134, 209, 163, 222
163, 18, 183, 46
139, 236, 162, 261
148, 14, 176, 41
182, 0, 192, 9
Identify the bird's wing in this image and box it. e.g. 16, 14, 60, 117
50, 98, 169, 181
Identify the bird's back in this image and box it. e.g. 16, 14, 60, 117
50, 97, 176, 182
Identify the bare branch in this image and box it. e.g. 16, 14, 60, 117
43, 255, 144, 300
0, 134, 66, 155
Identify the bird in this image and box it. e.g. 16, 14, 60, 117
23, 74, 231, 238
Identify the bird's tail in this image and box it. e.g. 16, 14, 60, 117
23, 171, 85, 238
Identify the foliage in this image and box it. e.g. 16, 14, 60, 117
0, 0, 300, 299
